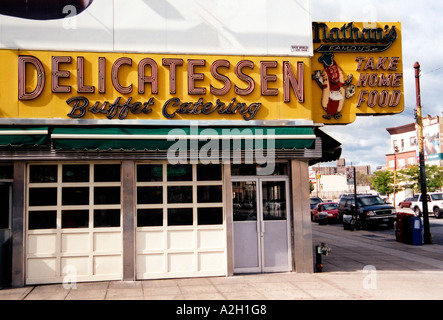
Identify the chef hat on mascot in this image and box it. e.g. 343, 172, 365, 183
318, 53, 335, 67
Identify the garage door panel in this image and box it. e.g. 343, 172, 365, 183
198, 229, 224, 249
26, 163, 123, 285
61, 233, 89, 253
28, 234, 57, 255
136, 230, 164, 251
135, 163, 226, 280
168, 230, 194, 250
27, 258, 57, 279
93, 232, 121, 253
61, 256, 89, 276
94, 255, 121, 276
199, 252, 225, 272
137, 254, 165, 275
168, 253, 194, 273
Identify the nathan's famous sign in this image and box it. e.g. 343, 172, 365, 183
0, 21, 402, 125
311, 22, 404, 124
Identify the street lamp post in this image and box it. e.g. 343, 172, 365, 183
414, 61, 432, 244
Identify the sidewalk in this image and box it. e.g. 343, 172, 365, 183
1, 222, 443, 300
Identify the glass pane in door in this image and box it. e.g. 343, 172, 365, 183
232, 181, 257, 221
262, 181, 287, 220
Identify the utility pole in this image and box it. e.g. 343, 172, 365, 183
414, 61, 432, 244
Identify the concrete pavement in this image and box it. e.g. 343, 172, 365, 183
1, 220, 443, 300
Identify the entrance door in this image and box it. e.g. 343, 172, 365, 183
232, 178, 291, 273
0, 183, 12, 287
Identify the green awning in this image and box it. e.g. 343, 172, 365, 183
309, 128, 342, 165
0, 127, 49, 147
52, 126, 316, 151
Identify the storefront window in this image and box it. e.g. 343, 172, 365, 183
62, 210, 89, 228
197, 185, 222, 203
62, 187, 89, 205
62, 164, 89, 182
137, 209, 163, 227
167, 164, 192, 181
28, 211, 57, 230
168, 208, 193, 226
0, 165, 13, 180
136, 163, 224, 228
27, 163, 122, 230
94, 164, 121, 182
197, 207, 223, 225
197, 164, 222, 181
137, 186, 162, 204
29, 188, 57, 206
29, 165, 57, 183
231, 163, 288, 176
137, 164, 162, 182
94, 209, 121, 228
94, 186, 121, 205
167, 186, 192, 203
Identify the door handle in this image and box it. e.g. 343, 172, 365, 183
257, 221, 265, 237
261, 221, 265, 237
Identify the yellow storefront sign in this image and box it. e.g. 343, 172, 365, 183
0, 22, 403, 124
311, 22, 404, 124
8, 50, 310, 122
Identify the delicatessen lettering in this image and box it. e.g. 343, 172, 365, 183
18, 55, 305, 121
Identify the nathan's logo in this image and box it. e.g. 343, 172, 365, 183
313, 22, 397, 53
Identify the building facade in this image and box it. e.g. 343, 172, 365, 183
386, 115, 442, 170
0, 1, 404, 287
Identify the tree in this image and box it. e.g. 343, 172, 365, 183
309, 180, 315, 194
356, 172, 374, 186
371, 170, 394, 195
398, 165, 443, 193
397, 165, 419, 192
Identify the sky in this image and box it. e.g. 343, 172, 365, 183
311, 0, 443, 170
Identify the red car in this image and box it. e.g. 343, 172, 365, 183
399, 197, 414, 208
312, 202, 339, 224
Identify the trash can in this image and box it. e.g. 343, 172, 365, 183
411, 217, 423, 246
395, 212, 414, 243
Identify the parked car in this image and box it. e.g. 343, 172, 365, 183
310, 197, 323, 209
311, 202, 339, 224
310, 197, 323, 220
340, 195, 396, 229
411, 192, 443, 218
398, 196, 415, 208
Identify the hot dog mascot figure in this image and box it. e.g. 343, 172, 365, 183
312, 53, 355, 120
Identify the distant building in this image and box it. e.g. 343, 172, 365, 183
385, 115, 442, 169
309, 159, 373, 199
386, 122, 418, 170
311, 158, 371, 176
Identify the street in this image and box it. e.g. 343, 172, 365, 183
368, 206, 443, 245
312, 205, 443, 274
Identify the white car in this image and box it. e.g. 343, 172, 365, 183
411, 192, 443, 218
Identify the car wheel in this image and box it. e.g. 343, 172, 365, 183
433, 207, 442, 219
